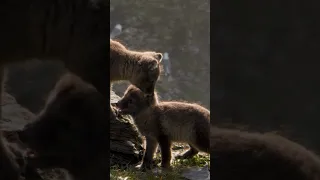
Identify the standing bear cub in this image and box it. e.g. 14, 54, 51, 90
114, 85, 210, 171
17, 73, 109, 180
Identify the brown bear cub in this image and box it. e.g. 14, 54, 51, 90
110, 39, 163, 118
210, 127, 320, 180
114, 85, 210, 170
110, 39, 163, 95
17, 73, 109, 180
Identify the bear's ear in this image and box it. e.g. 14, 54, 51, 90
154, 53, 163, 63
148, 60, 158, 71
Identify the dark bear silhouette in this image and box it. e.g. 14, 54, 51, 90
17, 73, 109, 180
0, 0, 109, 132
211, 127, 320, 180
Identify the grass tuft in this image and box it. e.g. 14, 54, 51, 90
110, 143, 210, 180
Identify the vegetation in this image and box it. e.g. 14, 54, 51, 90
110, 143, 210, 180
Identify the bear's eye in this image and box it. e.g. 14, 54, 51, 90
127, 99, 133, 104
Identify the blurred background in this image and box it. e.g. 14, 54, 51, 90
5, 1, 210, 114
212, 1, 320, 153
110, 0, 210, 109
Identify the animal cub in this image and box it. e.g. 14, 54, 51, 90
110, 39, 163, 95
114, 85, 210, 170
110, 39, 163, 118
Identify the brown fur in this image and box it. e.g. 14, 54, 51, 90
110, 39, 163, 94
210, 127, 320, 180
17, 73, 109, 180
115, 85, 210, 170
0, 0, 109, 125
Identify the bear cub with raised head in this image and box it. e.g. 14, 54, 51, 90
115, 85, 210, 170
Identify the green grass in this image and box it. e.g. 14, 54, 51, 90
110, 143, 210, 180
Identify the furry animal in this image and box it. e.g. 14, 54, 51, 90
110, 39, 163, 118
115, 85, 210, 170
210, 127, 320, 180
17, 73, 109, 180
0, 0, 108, 124
110, 39, 163, 95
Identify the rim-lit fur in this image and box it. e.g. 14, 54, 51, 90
110, 39, 163, 95
116, 85, 210, 170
